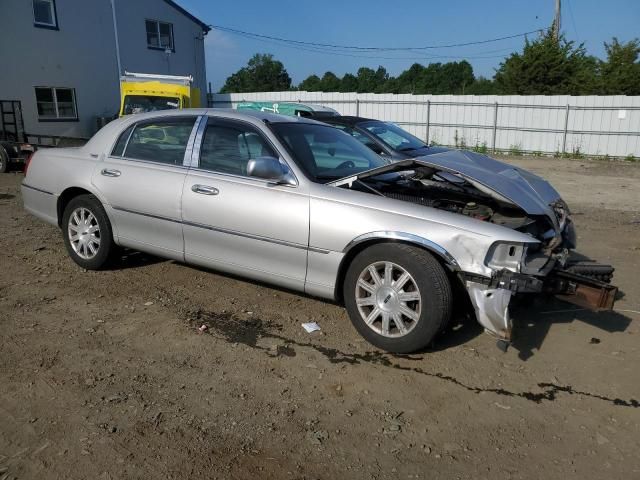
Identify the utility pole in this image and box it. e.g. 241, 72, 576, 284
553, 0, 561, 41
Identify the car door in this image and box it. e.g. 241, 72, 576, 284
92, 115, 198, 260
181, 117, 309, 291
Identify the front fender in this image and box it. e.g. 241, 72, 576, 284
343, 231, 460, 270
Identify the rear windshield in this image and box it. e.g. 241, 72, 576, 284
122, 95, 180, 115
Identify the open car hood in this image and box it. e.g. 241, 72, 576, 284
331, 150, 562, 225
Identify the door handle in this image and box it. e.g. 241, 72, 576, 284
191, 184, 219, 195
101, 168, 121, 177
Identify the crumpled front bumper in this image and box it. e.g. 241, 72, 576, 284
462, 262, 617, 342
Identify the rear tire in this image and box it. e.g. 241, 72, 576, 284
61, 194, 116, 270
343, 243, 452, 353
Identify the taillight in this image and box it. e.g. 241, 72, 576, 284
24, 152, 35, 176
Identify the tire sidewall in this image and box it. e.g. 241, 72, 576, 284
344, 244, 450, 353
61, 195, 114, 270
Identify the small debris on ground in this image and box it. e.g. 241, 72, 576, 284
301, 322, 321, 333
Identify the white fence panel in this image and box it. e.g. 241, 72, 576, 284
210, 91, 640, 158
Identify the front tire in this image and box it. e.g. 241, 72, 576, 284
61, 194, 116, 270
343, 244, 452, 353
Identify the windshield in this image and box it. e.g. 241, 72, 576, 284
122, 95, 180, 115
360, 121, 427, 152
270, 123, 388, 183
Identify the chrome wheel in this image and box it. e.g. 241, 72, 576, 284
355, 261, 422, 338
68, 207, 101, 260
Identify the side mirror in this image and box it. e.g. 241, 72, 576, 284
246, 156, 295, 185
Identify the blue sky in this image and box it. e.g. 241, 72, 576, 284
176, 0, 640, 92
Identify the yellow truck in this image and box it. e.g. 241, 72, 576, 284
119, 71, 201, 116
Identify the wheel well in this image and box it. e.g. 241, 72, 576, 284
333, 239, 461, 303
57, 187, 93, 227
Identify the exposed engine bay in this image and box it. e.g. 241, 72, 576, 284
346, 166, 566, 254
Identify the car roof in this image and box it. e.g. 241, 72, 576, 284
83, 108, 331, 153
112, 108, 321, 125
319, 115, 377, 126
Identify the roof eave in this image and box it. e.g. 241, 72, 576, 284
162, 0, 211, 32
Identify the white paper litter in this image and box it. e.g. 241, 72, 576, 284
301, 322, 321, 333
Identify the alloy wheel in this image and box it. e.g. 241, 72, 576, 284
68, 207, 101, 260
355, 261, 422, 338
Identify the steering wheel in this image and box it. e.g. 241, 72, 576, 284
335, 160, 355, 169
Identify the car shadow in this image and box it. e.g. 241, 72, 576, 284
106, 252, 632, 360
510, 295, 632, 361
108, 249, 167, 270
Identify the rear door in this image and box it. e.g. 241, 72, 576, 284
92, 116, 198, 260
181, 117, 309, 290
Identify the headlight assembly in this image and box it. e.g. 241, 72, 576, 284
485, 241, 530, 272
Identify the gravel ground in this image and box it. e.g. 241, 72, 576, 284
1, 156, 639, 479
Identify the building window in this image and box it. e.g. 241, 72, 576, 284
35, 87, 78, 121
33, 0, 58, 29
146, 20, 174, 50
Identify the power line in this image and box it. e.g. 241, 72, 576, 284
221, 27, 518, 61
211, 24, 544, 52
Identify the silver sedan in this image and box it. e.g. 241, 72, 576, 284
21, 109, 616, 353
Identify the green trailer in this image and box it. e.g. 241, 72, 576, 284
236, 101, 339, 119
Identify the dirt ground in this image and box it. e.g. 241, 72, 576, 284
1, 157, 639, 480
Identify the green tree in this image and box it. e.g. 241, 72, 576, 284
415, 61, 475, 94
396, 63, 426, 93
299, 74, 322, 91
220, 53, 291, 93
599, 38, 640, 95
466, 77, 498, 95
318, 71, 342, 91
494, 29, 598, 95
356, 66, 389, 92
339, 73, 358, 92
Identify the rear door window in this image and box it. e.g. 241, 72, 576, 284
123, 117, 196, 165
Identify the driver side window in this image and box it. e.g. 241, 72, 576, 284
198, 120, 276, 176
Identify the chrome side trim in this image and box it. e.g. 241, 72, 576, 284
111, 205, 182, 224
343, 231, 460, 269
22, 183, 54, 195
110, 205, 330, 254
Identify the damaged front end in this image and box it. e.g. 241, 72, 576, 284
330, 155, 618, 345
463, 263, 617, 346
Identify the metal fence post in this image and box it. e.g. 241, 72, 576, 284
492, 102, 499, 153
355, 98, 360, 116
425, 100, 431, 145
562, 103, 570, 154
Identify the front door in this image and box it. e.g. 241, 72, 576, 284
181, 117, 309, 291
92, 116, 197, 260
